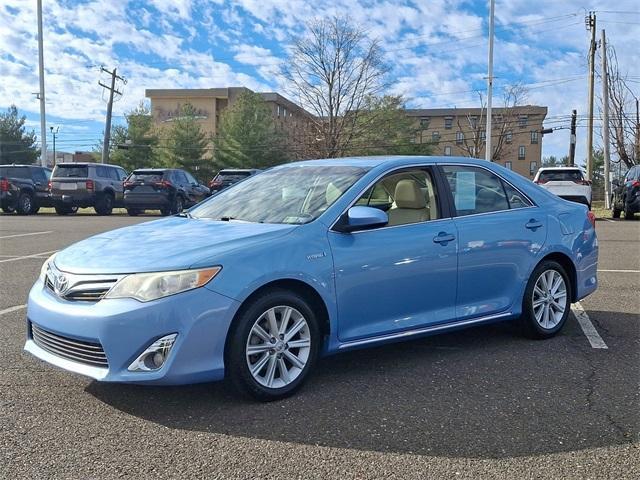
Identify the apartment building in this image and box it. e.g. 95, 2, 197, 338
145, 87, 315, 159
406, 106, 548, 178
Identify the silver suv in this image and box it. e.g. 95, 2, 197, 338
50, 163, 128, 215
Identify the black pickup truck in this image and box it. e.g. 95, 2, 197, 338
0, 164, 53, 215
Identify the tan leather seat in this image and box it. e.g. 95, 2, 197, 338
388, 179, 430, 226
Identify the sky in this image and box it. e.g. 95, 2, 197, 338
1, 0, 639, 164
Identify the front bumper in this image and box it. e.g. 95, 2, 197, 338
25, 279, 241, 385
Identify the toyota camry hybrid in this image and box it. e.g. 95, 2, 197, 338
24, 156, 598, 401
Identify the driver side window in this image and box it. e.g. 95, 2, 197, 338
355, 169, 440, 227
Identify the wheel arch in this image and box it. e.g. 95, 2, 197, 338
537, 251, 578, 303
223, 278, 331, 363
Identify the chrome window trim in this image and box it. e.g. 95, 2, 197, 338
329, 164, 450, 234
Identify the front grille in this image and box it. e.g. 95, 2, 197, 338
30, 323, 109, 368
44, 269, 120, 302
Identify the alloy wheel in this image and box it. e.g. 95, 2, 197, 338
245, 305, 311, 389
532, 269, 567, 330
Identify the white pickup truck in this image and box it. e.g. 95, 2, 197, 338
533, 167, 592, 209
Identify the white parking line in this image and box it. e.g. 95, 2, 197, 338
0, 304, 26, 316
601, 218, 616, 223
0, 250, 57, 264
0, 231, 52, 240
571, 302, 608, 349
597, 269, 640, 273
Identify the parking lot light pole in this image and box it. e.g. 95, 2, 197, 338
50, 126, 59, 166
37, 0, 47, 167
485, 0, 495, 162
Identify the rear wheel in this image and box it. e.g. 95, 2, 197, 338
94, 193, 114, 215
171, 195, 184, 214
16, 192, 34, 215
1, 205, 15, 214
612, 207, 621, 218
227, 289, 320, 401
520, 260, 571, 339
624, 209, 635, 220
126, 208, 141, 216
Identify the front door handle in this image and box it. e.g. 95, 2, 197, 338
525, 219, 543, 230
433, 232, 456, 244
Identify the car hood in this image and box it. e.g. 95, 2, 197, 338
53, 217, 297, 274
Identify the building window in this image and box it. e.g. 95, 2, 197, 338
456, 131, 464, 145
480, 131, 486, 143
470, 116, 478, 129
276, 105, 281, 117
530, 131, 539, 144
432, 131, 440, 142
444, 146, 452, 156
282, 107, 287, 118
444, 117, 453, 129
493, 114, 503, 128
505, 161, 513, 170
530, 161, 538, 175
518, 146, 526, 160
420, 117, 430, 128
519, 115, 528, 128
505, 130, 513, 143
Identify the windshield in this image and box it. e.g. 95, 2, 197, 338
129, 171, 166, 182
53, 165, 89, 178
538, 169, 584, 182
191, 165, 367, 224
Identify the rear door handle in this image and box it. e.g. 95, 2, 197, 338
433, 232, 456, 244
525, 219, 543, 230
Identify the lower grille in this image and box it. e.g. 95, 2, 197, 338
31, 323, 109, 368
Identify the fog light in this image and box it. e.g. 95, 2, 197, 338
128, 334, 177, 372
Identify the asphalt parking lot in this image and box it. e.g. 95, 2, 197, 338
0, 213, 638, 479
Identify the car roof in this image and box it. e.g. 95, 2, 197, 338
537, 166, 582, 171
132, 168, 171, 172
273, 155, 499, 169
0, 164, 41, 168
218, 169, 260, 173
55, 162, 123, 168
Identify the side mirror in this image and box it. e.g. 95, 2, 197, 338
334, 206, 388, 233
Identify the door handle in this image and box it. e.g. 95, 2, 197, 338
525, 219, 543, 230
433, 232, 455, 244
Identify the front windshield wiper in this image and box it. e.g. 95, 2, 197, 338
176, 212, 192, 218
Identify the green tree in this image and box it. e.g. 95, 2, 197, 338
0, 106, 39, 164
214, 91, 286, 169
161, 103, 212, 180
542, 155, 569, 167
347, 95, 433, 156
109, 102, 159, 171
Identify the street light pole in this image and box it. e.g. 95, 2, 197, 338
485, 0, 495, 162
37, 0, 47, 167
49, 126, 59, 166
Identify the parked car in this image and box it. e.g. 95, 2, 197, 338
25, 156, 598, 401
0, 164, 53, 215
533, 166, 592, 209
612, 165, 640, 220
209, 169, 262, 194
49, 163, 128, 215
123, 168, 210, 216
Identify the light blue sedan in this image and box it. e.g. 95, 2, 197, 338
25, 156, 598, 400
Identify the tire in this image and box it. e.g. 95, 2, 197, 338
612, 207, 621, 219
160, 207, 171, 216
171, 195, 184, 214
94, 193, 114, 215
227, 289, 320, 401
624, 209, 635, 220
520, 260, 572, 339
16, 192, 34, 215
126, 208, 141, 216
31, 206, 40, 214
1, 205, 15, 214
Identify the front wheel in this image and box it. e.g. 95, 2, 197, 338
16, 193, 34, 215
171, 196, 184, 214
227, 290, 320, 401
520, 260, 571, 339
94, 193, 114, 215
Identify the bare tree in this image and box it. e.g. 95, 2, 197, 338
282, 16, 389, 158
456, 84, 528, 161
598, 45, 639, 169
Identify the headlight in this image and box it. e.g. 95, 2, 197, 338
39, 253, 57, 282
104, 266, 221, 302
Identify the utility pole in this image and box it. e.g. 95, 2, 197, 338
636, 98, 640, 162
585, 11, 597, 181
36, 0, 47, 167
569, 109, 577, 166
49, 126, 59, 166
98, 67, 126, 163
485, 0, 495, 162
601, 30, 612, 210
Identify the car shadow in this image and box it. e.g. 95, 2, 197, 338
87, 315, 637, 459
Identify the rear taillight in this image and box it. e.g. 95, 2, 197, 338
632, 180, 640, 188
47, 180, 52, 191
154, 180, 172, 189
587, 211, 596, 229
573, 179, 591, 185
535, 179, 547, 185
86, 179, 94, 191
123, 181, 133, 188
209, 179, 222, 188
0, 178, 9, 192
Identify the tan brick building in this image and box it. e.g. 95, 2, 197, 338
406, 106, 548, 178
145, 87, 315, 159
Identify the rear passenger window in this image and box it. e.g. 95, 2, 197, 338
32, 168, 48, 183
443, 166, 510, 216
503, 182, 532, 209
107, 168, 119, 180
96, 166, 108, 178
